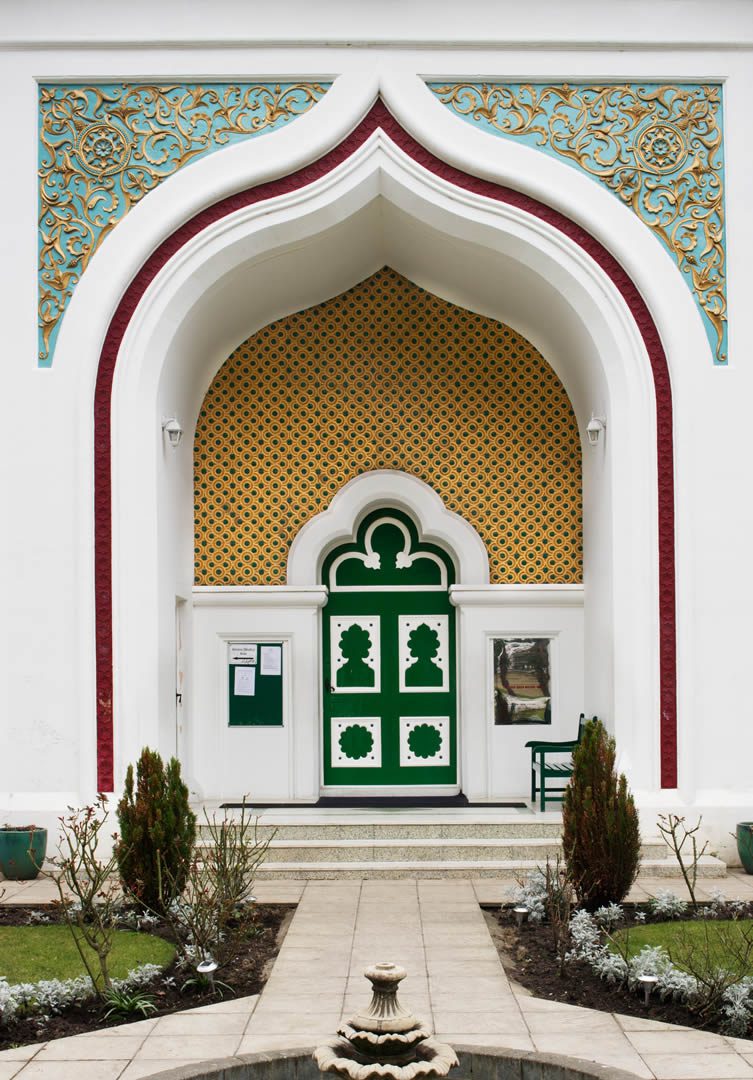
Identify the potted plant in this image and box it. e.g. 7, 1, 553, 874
736, 822, 753, 875
0, 824, 48, 880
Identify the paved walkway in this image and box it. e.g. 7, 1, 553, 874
3, 876, 753, 1079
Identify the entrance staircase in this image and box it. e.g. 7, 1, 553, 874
197, 807, 728, 880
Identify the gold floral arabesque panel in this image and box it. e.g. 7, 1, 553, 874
428, 83, 726, 364
194, 267, 583, 586
38, 82, 330, 366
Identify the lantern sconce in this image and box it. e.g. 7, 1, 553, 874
162, 417, 183, 448
586, 415, 606, 447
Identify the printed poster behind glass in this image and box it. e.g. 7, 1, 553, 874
493, 637, 552, 725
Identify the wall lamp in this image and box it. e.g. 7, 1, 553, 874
162, 417, 183, 447
586, 415, 606, 447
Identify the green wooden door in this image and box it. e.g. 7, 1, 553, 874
322, 509, 457, 788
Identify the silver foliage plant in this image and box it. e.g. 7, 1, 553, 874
721, 979, 753, 1036
512, 868, 548, 924
647, 889, 688, 919
0, 963, 162, 1022
593, 902, 624, 931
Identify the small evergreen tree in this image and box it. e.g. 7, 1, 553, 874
562, 718, 640, 910
115, 748, 196, 912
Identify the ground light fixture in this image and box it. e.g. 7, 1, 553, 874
513, 905, 529, 928
197, 957, 218, 991
586, 414, 606, 446
638, 973, 659, 1005
162, 417, 183, 447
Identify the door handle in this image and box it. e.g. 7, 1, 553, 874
325, 680, 335, 693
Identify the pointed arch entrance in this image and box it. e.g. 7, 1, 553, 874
80, 101, 682, 801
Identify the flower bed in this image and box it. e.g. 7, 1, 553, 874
487, 877, 753, 1038
0, 901, 292, 1050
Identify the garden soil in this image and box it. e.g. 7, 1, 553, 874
0, 903, 293, 1050
485, 907, 718, 1033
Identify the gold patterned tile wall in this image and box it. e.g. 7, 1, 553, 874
194, 268, 582, 584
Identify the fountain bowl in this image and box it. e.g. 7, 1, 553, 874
131, 1044, 646, 1080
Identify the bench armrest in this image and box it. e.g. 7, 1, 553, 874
525, 739, 578, 752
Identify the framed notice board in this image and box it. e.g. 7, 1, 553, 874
228, 642, 284, 726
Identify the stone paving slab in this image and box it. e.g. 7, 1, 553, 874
4, 875, 753, 1079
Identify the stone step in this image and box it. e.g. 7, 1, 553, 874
639, 855, 727, 878
240, 836, 671, 864
198, 817, 564, 841
252, 854, 727, 880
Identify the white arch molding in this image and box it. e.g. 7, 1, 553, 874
288, 471, 489, 586
57, 81, 711, 804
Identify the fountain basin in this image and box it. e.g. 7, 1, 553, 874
134, 1046, 645, 1080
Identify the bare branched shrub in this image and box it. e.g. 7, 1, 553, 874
46, 796, 122, 995
157, 799, 274, 969
201, 799, 272, 912
542, 856, 576, 977
657, 813, 708, 905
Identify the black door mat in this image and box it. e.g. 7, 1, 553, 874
220, 795, 527, 809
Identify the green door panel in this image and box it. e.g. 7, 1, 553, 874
322, 509, 457, 788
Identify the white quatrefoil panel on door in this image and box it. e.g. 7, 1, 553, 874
399, 716, 450, 767
331, 717, 382, 768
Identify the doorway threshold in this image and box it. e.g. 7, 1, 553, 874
220, 795, 527, 809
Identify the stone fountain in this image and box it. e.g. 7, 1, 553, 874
314, 962, 458, 1080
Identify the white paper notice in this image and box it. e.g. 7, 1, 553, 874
230, 643, 257, 665
260, 646, 282, 676
234, 666, 256, 696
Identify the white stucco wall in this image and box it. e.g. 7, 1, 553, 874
1, 1, 752, 862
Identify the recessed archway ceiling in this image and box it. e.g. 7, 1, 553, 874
176, 192, 605, 440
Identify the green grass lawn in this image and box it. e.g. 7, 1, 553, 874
0, 926, 176, 985
611, 919, 753, 976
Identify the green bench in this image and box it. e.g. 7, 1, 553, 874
525, 714, 592, 811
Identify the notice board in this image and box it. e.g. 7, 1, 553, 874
228, 642, 284, 726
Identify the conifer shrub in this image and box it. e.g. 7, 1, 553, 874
562, 718, 640, 911
115, 748, 196, 913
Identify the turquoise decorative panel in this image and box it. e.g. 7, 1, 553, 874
38, 82, 331, 366
428, 83, 726, 364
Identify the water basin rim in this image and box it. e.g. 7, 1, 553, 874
132, 1044, 645, 1080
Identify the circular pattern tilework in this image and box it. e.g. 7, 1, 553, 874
194, 267, 583, 584
635, 121, 687, 174
76, 121, 132, 176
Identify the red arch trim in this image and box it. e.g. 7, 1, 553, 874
94, 100, 677, 792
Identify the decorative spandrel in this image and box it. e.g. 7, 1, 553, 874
38, 81, 330, 365
428, 82, 726, 364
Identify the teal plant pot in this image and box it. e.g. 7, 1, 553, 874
0, 827, 47, 880
736, 823, 753, 875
